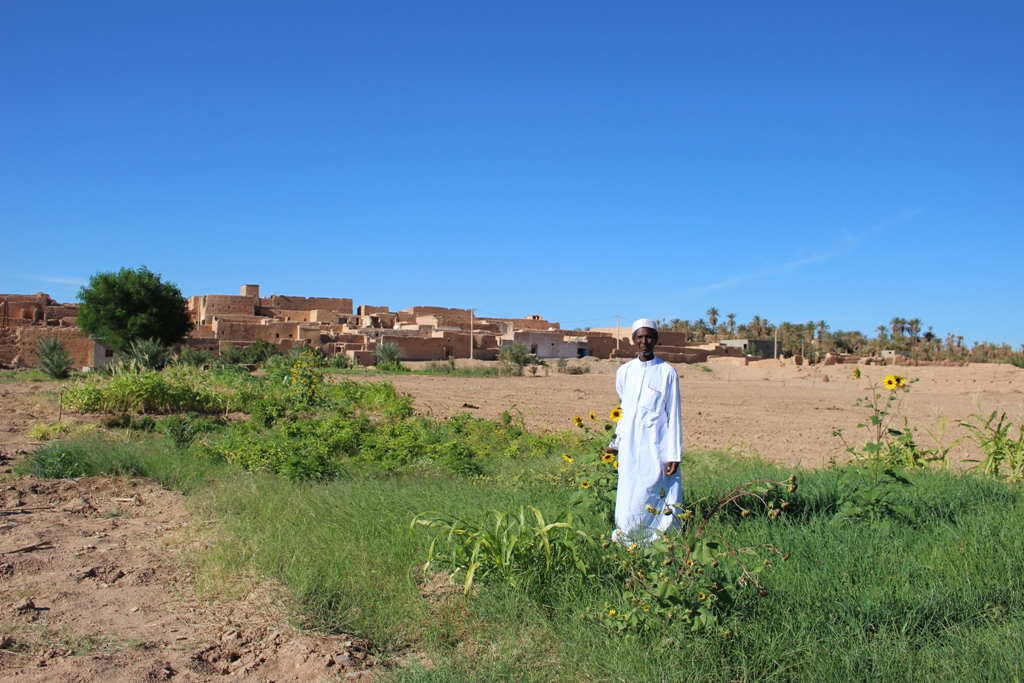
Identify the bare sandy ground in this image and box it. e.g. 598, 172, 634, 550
362, 360, 1024, 468
0, 475, 374, 683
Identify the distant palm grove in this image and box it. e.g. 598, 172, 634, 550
660, 308, 1023, 365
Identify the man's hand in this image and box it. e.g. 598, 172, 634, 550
604, 446, 618, 455
664, 461, 679, 476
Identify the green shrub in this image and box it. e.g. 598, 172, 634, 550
62, 366, 227, 414
175, 347, 219, 367
125, 338, 168, 370
160, 413, 209, 449
375, 343, 406, 372
37, 337, 72, 379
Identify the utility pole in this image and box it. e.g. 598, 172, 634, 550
469, 308, 474, 360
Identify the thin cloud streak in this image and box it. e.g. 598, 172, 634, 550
676, 209, 923, 297
6, 273, 88, 288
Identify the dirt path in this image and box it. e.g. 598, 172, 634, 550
353, 361, 1024, 468
0, 475, 374, 683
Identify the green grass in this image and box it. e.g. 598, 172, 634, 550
0, 369, 59, 383
16, 431, 1024, 682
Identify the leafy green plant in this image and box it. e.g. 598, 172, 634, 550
375, 343, 405, 372
288, 349, 326, 407
174, 347, 219, 367
830, 373, 921, 526
37, 337, 73, 379
591, 477, 793, 634
831, 464, 916, 528
412, 504, 595, 595
159, 413, 207, 449
29, 421, 75, 441
125, 338, 168, 370
497, 343, 539, 376
961, 410, 1024, 483
62, 366, 227, 414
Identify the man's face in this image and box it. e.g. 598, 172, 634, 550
633, 327, 658, 359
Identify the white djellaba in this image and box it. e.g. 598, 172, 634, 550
609, 318, 684, 544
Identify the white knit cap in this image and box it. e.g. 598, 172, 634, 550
630, 318, 658, 334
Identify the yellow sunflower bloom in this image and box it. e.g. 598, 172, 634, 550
589, 411, 597, 422
609, 406, 623, 422
613, 459, 618, 469
697, 592, 707, 601
894, 375, 906, 388
601, 452, 615, 464
581, 480, 591, 489
852, 367, 861, 380
573, 416, 584, 428
883, 375, 899, 391
562, 453, 574, 463
608, 609, 616, 616
645, 504, 657, 514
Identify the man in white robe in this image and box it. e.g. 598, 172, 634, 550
605, 318, 683, 543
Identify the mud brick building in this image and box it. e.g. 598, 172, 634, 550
2, 284, 747, 369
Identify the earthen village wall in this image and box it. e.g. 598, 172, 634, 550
2, 284, 761, 370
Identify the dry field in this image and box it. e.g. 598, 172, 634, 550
368, 359, 1024, 468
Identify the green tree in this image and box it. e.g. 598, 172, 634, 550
76, 266, 193, 353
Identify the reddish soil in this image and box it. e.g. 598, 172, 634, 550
0, 475, 374, 683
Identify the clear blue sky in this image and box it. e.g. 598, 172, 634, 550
2, 2, 1021, 345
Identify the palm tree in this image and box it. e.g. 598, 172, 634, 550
876, 324, 887, 340
693, 318, 709, 340
726, 313, 736, 337
706, 307, 720, 331
890, 317, 906, 338
749, 316, 765, 339
816, 320, 829, 347
907, 318, 921, 342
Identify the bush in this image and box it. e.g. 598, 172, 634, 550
160, 413, 211, 449
62, 367, 227, 414
125, 338, 169, 370
174, 347, 219, 367
498, 343, 544, 376
37, 337, 73, 379
375, 343, 405, 372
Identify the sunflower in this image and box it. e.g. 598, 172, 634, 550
852, 367, 861, 380
645, 504, 658, 514
562, 453, 574, 463
894, 375, 906, 388
883, 375, 899, 391
613, 459, 618, 469
573, 415, 585, 428
580, 480, 591, 489
601, 452, 615, 464
609, 406, 623, 422
608, 609, 617, 616
697, 592, 707, 601
589, 411, 597, 422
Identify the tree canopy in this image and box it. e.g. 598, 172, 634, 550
76, 266, 193, 352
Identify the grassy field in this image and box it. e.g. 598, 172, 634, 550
14, 359, 1024, 682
